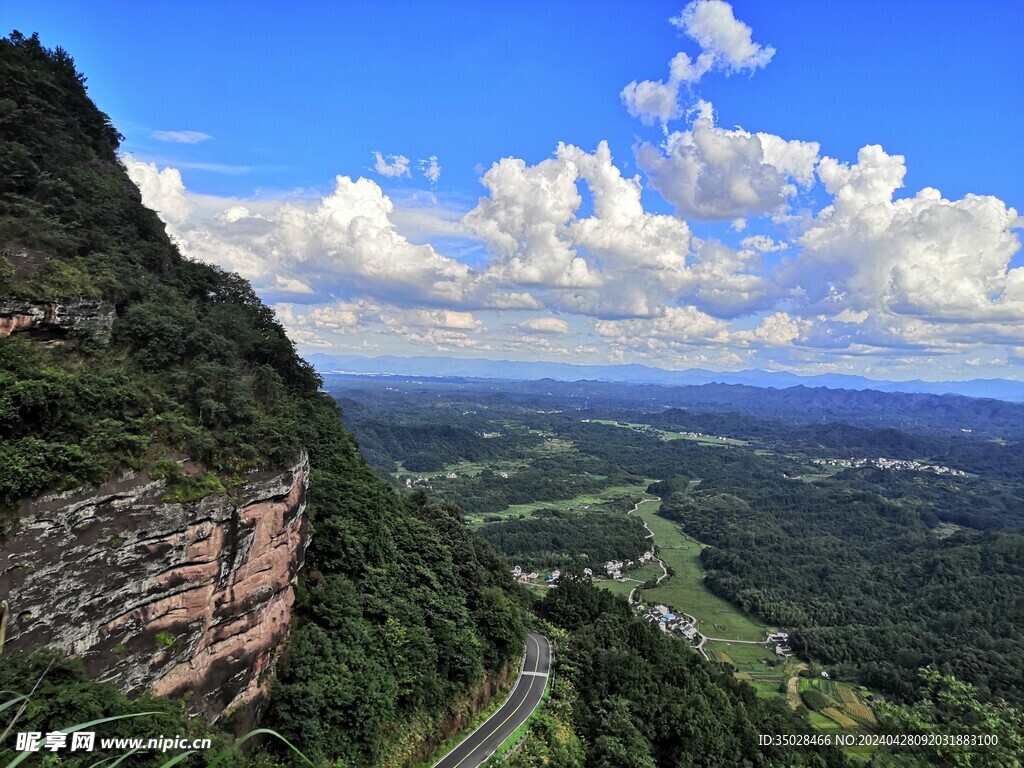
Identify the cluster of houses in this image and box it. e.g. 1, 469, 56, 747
768, 631, 794, 657
406, 469, 510, 485
510, 565, 539, 584
812, 457, 967, 477
641, 604, 699, 641
675, 431, 731, 442
603, 549, 655, 580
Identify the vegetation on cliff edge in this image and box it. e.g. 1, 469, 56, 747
0, 31, 528, 767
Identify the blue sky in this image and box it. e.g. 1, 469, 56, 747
7, 1, 1024, 381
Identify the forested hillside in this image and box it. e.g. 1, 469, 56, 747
0, 32, 526, 766
657, 476, 1024, 706
533, 572, 850, 768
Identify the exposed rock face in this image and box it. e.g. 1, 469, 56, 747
0, 298, 116, 343
0, 453, 309, 720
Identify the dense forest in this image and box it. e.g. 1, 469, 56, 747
657, 478, 1024, 706
479, 508, 649, 570
533, 571, 850, 768
0, 32, 527, 767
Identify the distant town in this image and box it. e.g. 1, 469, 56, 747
812, 457, 967, 477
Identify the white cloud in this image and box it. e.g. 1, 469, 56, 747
788, 144, 1024, 330
382, 308, 484, 332
373, 152, 412, 179
122, 158, 193, 223
125, 157, 472, 305
594, 305, 730, 345
125, 138, 1024, 377
278, 300, 491, 352
274, 275, 314, 294
637, 102, 819, 220
503, 334, 570, 355
621, 1, 774, 126
151, 130, 212, 144
485, 292, 545, 310
734, 311, 809, 347
465, 142, 723, 318
418, 156, 442, 184
621, 51, 715, 126
520, 317, 571, 335
739, 235, 788, 254
684, 238, 778, 317
671, 0, 775, 74
465, 152, 591, 289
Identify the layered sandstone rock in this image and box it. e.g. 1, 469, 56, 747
0, 298, 115, 342
0, 453, 309, 720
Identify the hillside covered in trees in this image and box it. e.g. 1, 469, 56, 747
0, 32, 526, 766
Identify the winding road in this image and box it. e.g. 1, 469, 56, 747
432, 633, 551, 768
627, 496, 667, 604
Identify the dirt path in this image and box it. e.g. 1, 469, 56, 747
786, 663, 809, 711
628, 497, 668, 584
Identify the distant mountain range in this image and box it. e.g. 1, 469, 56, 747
307, 353, 1024, 402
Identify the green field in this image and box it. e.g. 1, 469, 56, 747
590, 419, 748, 446
707, 640, 778, 671
594, 579, 635, 598
463, 483, 643, 528
625, 561, 664, 583
632, 499, 768, 642
747, 679, 787, 699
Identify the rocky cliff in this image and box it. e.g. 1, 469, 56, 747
0, 298, 116, 342
0, 452, 309, 720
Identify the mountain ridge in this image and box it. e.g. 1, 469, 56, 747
308, 352, 1024, 402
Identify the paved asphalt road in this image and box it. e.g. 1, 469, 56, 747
432, 633, 551, 768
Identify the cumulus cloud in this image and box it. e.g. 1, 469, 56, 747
786, 145, 1024, 332
124, 134, 1024, 376
373, 152, 412, 179
151, 130, 212, 144
594, 305, 729, 345
637, 102, 819, 220
621, 0, 774, 126
464, 141, 750, 318
739, 235, 788, 254
670, 0, 775, 73
465, 151, 592, 289
621, 51, 714, 126
125, 157, 472, 305
122, 158, 193, 223
274, 275, 315, 294
683, 238, 778, 317
276, 300, 491, 352
734, 311, 810, 347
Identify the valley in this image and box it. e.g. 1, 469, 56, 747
329, 373, 1024, 761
